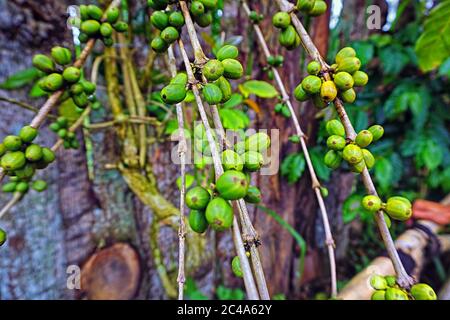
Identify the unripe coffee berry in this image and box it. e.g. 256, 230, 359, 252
362, 195, 382, 212
3, 135, 22, 151
326, 135, 346, 151
19, 126, 38, 143
342, 144, 363, 164
203, 59, 224, 81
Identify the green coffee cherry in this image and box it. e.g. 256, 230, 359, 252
43, 73, 64, 91
1, 151, 25, 171
25, 144, 43, 162
385, 197, 412, 221
148, 0, 168, 10
215, 76, 232, 102
32, 180, 48, 192
190, 1, 205, 16
234, 141, 246, 155
385, 287, 409, 300
216, 170, 249, 200
186, 186, 211, 210
231, 256, 243, 277
161, 84, 186, 104
244, 186, 261, 204
216, 45, 239, 61
16, 181, 29, 192
41, 147, 56, 164
279, 25, 297, 47
370, 274, 388, 290
151, 11, 169, 30
160, 26, 179, 44
189, 210, 208, 233
410, 283, 436, 300
320, 186, 329, 197
222, 150, 244, 171
301, 75, 322, 94
51, 47, 72, 65
362, 195, 382, 212
0, 228, 7, 246
19, 126, 38, 143
100, 22, 114, 37
309, 1, 327, 17
339, 88, 356, 104
70, 83, 84, 95
385, 275, 396, 287
169, 11, 185, 27
78, 33, 89, 43
355, 130, 373, 148
337, 57, 361, 74
296, 0, 315, 12
242, 151, 264, 171
342, 144, 363, 164
73, 92, 89, 108
151, 36, 169, 53
170, 73, 188, 86
294, 83, 309, 101
106, 7, 120, 24
221, 59, 244, 79
368, 125, 384, 141
56, 116, 68, 127
81, 20, 101, 36
202, 83, 223, 105
245, 132, 270, 153
352, 70, 369, 87
272, 12, 291, 29
62, 67, 81, 83
335, 47, 356, 64
113, 21, 128, 33
80, 81, 96, 95
79, 5, 89, 20
195, 12, 213, 28
58, 129, 68, 139
362, 149, 375, 169
0, 143, 5, 157
32, 54, 55, 73
371, 290, 386, 300
326, 120, 345, 137
307, 61, 321, 75
3, 135, 22, 151
333, 71, 354, 90
2, 182, 17, 193
15, 163, 35, 180
87, 5, 103, 20
326, 135, 346, 151
200, 0, 218, 9
205, 197, 233, 231
203, 59, 224, 81
324, 150, 342, 169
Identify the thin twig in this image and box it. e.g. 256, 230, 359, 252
179, 0, 271, 299
275, 0, 415, 289
242, 0, 337, 297
177, 38, 260, 300
0, 96, 57, 119
167, 45, 188, 300
0, 192, 22, 220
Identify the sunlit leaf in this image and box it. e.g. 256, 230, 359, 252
241, 80, 278, 98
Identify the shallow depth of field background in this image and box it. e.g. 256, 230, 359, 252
0, 0, 449, 300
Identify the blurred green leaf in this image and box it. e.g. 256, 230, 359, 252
351, 41, 374, 66
164, 119, 178, 135
438, 57, 450, 77
219, 108, 249, 130
216, 285, 245, 300
0, 67, 40, 90
421, 139, 443, 170
342, 194, 362, 224
222, 93, 242, 108
309, 148, 331, 181
374, 157, 393, 192
379, 45, 410, 75
241, 80, 278, 98
281, 153, 305, 184
176, 174, 195, 191
29, 81, 47, 98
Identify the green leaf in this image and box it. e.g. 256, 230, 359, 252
216, 285, 244, 300
176, 174, 195, 190
415, 1, 450, 72
241, 80, 278, 98
222, 93, 243, 109
342, 194, 362, 224
374, 157, 393, 193
309, 148, 331, 182
438, 57, 450, 77
0, 68, 40, 90
219, 108, 249, 130
369, 34, 392, 48
29, 81, 48, 98
281, 153, 305, 184
379, 45, 410, 75
351, 41, 374, 66
422, 139, 443, 170
164, 119, 178, 135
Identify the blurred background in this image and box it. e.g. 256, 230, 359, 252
0, 0, 448, 300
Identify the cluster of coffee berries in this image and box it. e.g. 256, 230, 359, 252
187, 130, 269, 234
49, 117, 80, 150
272, 12, 300, 50
2, 178, 48, 194
76, 5, 127, 46
150, 8, 185, 53
274, 102, 292, 118
188, 0, 218, 28
33, 47, 97, 109
362, 195, 412, 223
0, 126, 55, 181
323, 119, 384, 173
370, 275, 436, 300
296, 0, 327, 16
248, 10, 264, 24
160, 45, 243, 106
294, 48, 369, 107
